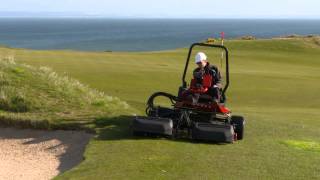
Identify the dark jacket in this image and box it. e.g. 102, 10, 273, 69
193, 62, 222, 87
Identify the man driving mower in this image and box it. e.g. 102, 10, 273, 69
193, 52, 222, 102
132, 42, 245, 143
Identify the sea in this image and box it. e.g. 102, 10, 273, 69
0, 18, 319, 51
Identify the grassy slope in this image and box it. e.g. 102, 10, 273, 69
1, 38, 320, 179
0, 57, 132, 130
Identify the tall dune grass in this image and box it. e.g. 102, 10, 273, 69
0, 56, 132, 129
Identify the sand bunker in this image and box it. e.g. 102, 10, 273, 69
0, 128, 93, 180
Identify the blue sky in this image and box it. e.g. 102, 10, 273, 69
1, 0, 319, 18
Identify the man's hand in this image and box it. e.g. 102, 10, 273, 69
213, 83, 222, 89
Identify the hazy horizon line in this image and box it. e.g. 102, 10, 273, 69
1, 17, 320, 20
0, 11, 320, 20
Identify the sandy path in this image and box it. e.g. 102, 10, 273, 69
0, 128, 93, 180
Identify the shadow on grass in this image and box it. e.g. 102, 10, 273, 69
94, 115, 137, 141
93, 115, 228, 145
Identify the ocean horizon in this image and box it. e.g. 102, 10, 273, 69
0, 18, 319, 51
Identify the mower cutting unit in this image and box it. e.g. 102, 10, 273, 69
133, 43, 245, 143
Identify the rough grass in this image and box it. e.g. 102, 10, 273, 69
0, 37, 320, 179
0, 57, 132, 130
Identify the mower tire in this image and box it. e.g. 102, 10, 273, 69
231, 116, 245, 140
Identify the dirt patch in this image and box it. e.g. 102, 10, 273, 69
0, 128, 93, 180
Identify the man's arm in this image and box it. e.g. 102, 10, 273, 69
210, 66, 222, 89
193, 68, 203, 81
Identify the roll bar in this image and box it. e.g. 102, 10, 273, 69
182, 43, 230, 96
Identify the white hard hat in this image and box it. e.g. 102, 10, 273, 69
195, 52, 207, 64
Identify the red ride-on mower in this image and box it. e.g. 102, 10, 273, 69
132, 43, 245, 143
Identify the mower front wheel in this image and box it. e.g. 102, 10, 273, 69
231, 116, 245, 140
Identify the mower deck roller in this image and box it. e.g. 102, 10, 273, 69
192, 122, 235, 143
133, 117, 173, 136
132, 42, 245, 143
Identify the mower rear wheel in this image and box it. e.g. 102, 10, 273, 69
231, 116, 245, 140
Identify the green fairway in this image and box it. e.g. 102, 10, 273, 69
0, 37, 319, 179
